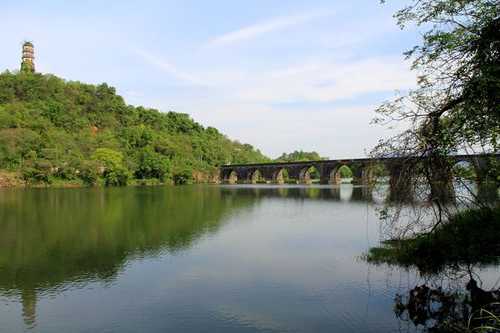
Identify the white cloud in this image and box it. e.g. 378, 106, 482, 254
131, 55, 415, 158
207, 10, 334, 47
235, 57, 415, 103
163, 94, 402, 158
175, 56, 414, 106
133, 48, 206, 86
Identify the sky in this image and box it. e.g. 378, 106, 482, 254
1, 0, 420, 159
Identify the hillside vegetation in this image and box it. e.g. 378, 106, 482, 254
0, 71, 269, 186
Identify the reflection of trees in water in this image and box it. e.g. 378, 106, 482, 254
393, 272, 500, 332
0, 184, 376, 328
367, 236, 500, 330
0, 186, 257, 327
0, 184, 378, 328
21, 289, 36, 330
365, 180, 499, 332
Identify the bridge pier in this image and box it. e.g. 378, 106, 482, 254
317, 164, 334, 185
286, 167, 300, 184
477, 181, 499, 203
388, 163, 414, 202
420, 155, 455, 203
350, 163, 364, 185
474, 158, 500, 187
473, 158, 499, 202
361, 164, 377, 187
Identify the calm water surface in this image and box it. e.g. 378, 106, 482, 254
0, 185, 497, 332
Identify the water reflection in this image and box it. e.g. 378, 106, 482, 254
364, 179, 500, 332
222, 184, 373, 202
0, 183, 497, 332
392, 270, 500, 332
0, 184, 370, 330
0, 186, 257, 328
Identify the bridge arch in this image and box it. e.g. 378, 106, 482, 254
225, 170, 239, 184
247, 169, 264, 184
299, 165, 320, 184
452, 160, 476, 182
451, 158, 498, 202
361, 162, 390, 185
272, 168, 288, 184
329, 164, 353, 184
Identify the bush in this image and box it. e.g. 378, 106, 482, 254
173, 168, 192, 185
77, 160, 100, 186
22, 166, 50, 184
102, 167, 130, 186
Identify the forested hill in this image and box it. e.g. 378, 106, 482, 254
0, 71, 269, 186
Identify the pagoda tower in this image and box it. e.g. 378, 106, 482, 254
21, 41, 35, 73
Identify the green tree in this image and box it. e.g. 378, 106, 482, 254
374, 0, 499, 171
373, 0, 499, 231
275, 151, 327, 162
92, 148, 130, 186
135, 148, 171, 181
338, 165, 353, 178
0, 70, 270, 186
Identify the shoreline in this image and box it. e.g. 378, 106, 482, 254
0, 170, 223, 189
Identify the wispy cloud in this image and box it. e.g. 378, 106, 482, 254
133, 48, 206, 86
232, 57, 415, 103
207, 10, 334, 47
189, 57, 414, 104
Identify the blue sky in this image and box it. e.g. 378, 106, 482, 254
1, 0, 419, 158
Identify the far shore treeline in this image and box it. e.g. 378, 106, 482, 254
0, 71, 272, 186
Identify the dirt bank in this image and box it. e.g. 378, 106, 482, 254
0, 171, 24, 188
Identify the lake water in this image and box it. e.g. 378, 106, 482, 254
0, 185, 498, 332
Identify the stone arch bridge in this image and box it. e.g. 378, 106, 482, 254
220, 154, 499, 186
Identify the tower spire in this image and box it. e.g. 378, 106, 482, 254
21, 41, 35, 73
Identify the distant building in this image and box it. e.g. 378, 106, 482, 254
21, 41, 35, 73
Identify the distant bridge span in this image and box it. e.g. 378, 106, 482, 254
220, 154, 500, 185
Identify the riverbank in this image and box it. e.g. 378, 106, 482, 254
0, 171, 25, 188
366, 206, 500, 274
0, 169, 222, 188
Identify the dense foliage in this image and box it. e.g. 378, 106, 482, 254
275, 150, 327, 162
0, 71, 269, 186
375, 0, 499, 157
372, 0, 500, 233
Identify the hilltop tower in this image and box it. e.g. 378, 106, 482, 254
21, 41, 35, 73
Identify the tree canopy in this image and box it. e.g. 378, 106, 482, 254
375, 0, 499, 158
275, 150, 327, 162
373, 0, 499, 233
0, 71, 270, 185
